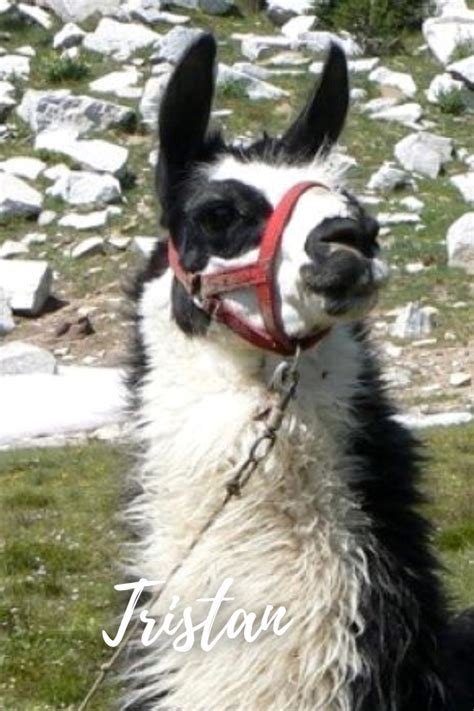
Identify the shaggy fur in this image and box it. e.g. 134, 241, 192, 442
124, 36, 473, 711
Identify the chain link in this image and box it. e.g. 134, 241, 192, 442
78, 347, 301, 710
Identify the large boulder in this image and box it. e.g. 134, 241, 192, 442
17, 89, 135, 137
447, 212, 474, 272
369, 66, 417, 99
0, 173, 43, 218
0, 259, 52, 315
394, 132, 453, 178
35, 131, 129, 177
423, 11, 474, 65
53, 22, 86, 50
0, 341, 56, 375
157, 26, 205, 63
83, 18, 161, 58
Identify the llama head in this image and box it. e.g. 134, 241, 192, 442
157, 35, 388, 349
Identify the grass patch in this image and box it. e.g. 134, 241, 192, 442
40, 54, 92, 84
0, 424, 472, 707
437, 87, 466, 116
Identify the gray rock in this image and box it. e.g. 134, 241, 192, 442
0, 240, 29, 259
394, 411, 473, 429
38, 210, 57, 227
59, 210, 109, 230
0, 259, 52, 315
423, 13, 474, 65
89, 68, 141, 98
40, 0, 121, 23
399, 196, 424, 212
17, 89, 135, 136
426, 73, 464, 102
310, 57, 379, 76
0, 173, 43, 218
369, 66, 417, 98
377, 212, 422, 226
132, 235, 156, 258
157, 26, 204, 64
281, 15, 316, 38
0, 79, 16, 119
70, 236, 105, 259
266, 0, 314, 26
217, 63, 289, 101
139, 74, 170, 127
1, 2, 53, 29
370, 102, 423, 127
238, 34, 292, 61
361, 97, 400, 114
383, 366, 412, 388
83, 18, 161, 58
450, 173, 474, 203
447, 212, 474, 273
53, 22, 86, 50
0, 341, 56, 375
389, 302, 438, 339
0, 54, 30, 80
300, 31, 362, 57
0, 286, 14, 337
47, 171, 121, 206
199, 0, 234, 14
448, 54, 474, 88
394, 132, 453, 178
264, 51, 310, 66
35, 131, 129, 177
109, 235, 130, 250
450, 371, 471, 387
0, 156, 46, 180
367, 162, 412, 192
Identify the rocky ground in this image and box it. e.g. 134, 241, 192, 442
0, 0, 473, 445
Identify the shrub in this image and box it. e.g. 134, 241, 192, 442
451, 39, 474, 62
41, 55, 91, 84
437, 88, 466, 115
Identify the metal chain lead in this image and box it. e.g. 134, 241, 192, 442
78, 347, 301, 711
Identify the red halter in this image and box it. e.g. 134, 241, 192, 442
167, 181, 331, 356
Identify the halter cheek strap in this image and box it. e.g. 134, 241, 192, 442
167, 181, 331, 356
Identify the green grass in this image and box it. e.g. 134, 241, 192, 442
0, 425, 473, 708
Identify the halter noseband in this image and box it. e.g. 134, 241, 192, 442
167, 181, 331, 356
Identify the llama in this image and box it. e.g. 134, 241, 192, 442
125, 36, 473, 711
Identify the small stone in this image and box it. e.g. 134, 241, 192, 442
0, 286, 14, 337
0, 259, 52, 315
394, 132, 453, 178
139, 74, 170, 128
362, 97, 400, 114
0, 173, 43, 218
266, 0, 314, 26
450, 173, 474, 203
0, 54, 30, 81
281, 15, 316, 39
36, 132, 129, 177
0, 156, 46, 180
89, 68, 141, 98
132, 236, 156, 258
22, 232, 47, 245
0, 79, 16, 119
217, 64, 289, 101
399, 196, 424, 212
405, 262, 426, 274
0, 341, 56, 375
377, 212, 421, 226
70, 237, 105, 259
109, 235, 130, 250
370, 102, 423, 127
369, 66, 417, 98
448, 55, 474, 88
395, 411, 473, 429
38, 210, 57, 227
59, 210, 109, 230
16, 3, 52, 29
449, 372, 471, 387
47, 171, 121, 206
83, 18, 161, 58
0, 240, 29, 259
389, 302, 438, 339
426, 73, 464, 103
367, 161, 412, 192
53, 22, 85, 50
447, 212, 474, 273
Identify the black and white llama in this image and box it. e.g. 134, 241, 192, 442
125, 36, 473, 711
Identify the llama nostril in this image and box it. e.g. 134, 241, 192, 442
301, 251, 368, 296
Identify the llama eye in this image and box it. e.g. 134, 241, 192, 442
199, 204, 238, 234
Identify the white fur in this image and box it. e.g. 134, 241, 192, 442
125, 262, 373, 710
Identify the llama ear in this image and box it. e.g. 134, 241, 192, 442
157, 34, 217, 218
281, 43, 349, 160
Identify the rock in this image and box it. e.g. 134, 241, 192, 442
266, 0, 314, 26
394, 132, 453, 178
448, 54, 474, 88
450, 173, 474, 203
18, 90, 135, 137
53, 22, 86, 50
238, 34, 292, 61
264, 51, 310, 66
109, 235, 130, 250
377, 212, 422, 226
198, 0, 234, 14
217, 63, 289, 101
83, 18, 161, 59
43, 161, 72, 182
0, 287, 14, 337
394, 411, 473, 429
0, 341, 56, 375
132, 235, 156, 258
350, 88, 367, 102
370, 102, 422, 127
139, 74, 170, 127
310, 57, 379, 75
369, 66, 417, 98
405, 262, 426, 274
0, 79, 16, 119
157, 27, 204, 64
281, 15, 316, 39
447, 212, 474, 273
0, 259, 52, 315
89, 68, 141, 98
399, 196, 424, 212
9, 3, 53, 29
70, 236, 105, 259
22, 232, 47, 245
300, 31, 362, 57
389, 302, 438, 339
0, 240, 29, 259
450, 371, 471, 387
0, 54, 30, 80
361, 97, 400, 114
434, 0, 469, 15
35, 131, 129, 177
426, 73, 464, 102
40, 0, 121, 23
383, 366, 412, 388
0, 173, 43, 218
423, 13, 474, 65
38, 210, 57, 227
0, 156, 46, 181
47, 171, 121, 206
367, 162, 412, 192
59, 210, 109, 230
